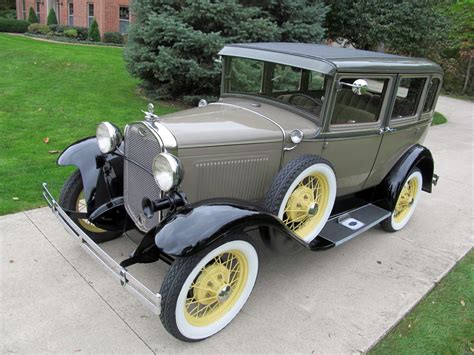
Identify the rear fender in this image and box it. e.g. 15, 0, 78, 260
374, 144, 434, 211
154, 200, 305, 257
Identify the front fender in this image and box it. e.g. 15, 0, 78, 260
154, 200, 304, 257
374, 144, 434, 211
58, 137, 102, 201
58, 136, 124, 217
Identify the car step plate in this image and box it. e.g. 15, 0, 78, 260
319, 204, 390, 246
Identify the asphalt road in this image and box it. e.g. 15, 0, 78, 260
1, 96, 473, 353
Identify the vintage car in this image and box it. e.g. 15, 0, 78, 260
43, 43, 442, 341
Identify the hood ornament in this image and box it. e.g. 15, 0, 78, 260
142, 103, 160, 122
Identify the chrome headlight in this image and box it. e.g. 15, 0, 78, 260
96, 122, 122, 154
152, 153, 183, 192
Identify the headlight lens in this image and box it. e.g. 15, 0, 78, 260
152, 153, 183, 192
96, 122, 122, 154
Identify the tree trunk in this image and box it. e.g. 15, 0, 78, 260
462, 51, 472, 94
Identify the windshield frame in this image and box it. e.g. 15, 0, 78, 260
220, 55, 332, 126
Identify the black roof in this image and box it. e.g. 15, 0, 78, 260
219, 42, 443, 75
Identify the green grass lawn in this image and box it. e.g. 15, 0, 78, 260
432, 111, 448, 125
0, 34, 177, 215
370, 249, 474, 354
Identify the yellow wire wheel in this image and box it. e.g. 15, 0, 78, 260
75, 190, 106, 233
266, 156, 337, 243
160, 236, 259, 341
184, 250, 248, 326
282, 172, 330, 238
387, 169, 423, 231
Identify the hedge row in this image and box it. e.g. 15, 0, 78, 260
0, 18, 30, 33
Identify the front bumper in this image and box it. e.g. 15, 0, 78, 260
42, 183, 161, 315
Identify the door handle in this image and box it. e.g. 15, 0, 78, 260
379, 127, 397, 135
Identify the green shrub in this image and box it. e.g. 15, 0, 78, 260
28, 23, 50, 35
0, 18, 30, 33
74, 26, 88, 40
88, 18, 100, 41
63, 28, 77, 38
103, 31, 123, 44
27, 7, 38, 23
49, 24, 68, 34
0, 9, 17, 19
46, 8, 58, 25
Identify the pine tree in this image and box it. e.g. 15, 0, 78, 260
47, 8, 57, 25
88, 18, 100, 41
124, 0, 328, 101
27, 7, 38, 23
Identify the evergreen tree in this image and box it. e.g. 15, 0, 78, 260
27, 7, 38, 23
46, 8, 57, 25
88, 18, 100, 41
125, 0, 328, 101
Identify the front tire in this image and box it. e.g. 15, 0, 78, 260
159, 233, 259, 342
59, 169, 122, 243
381, 169, 423, 232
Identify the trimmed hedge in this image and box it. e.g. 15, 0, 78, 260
88, 18, 100, 41
28, 23, 50, 35
47, 9, 58, 25
0, 18, 30, 33
103, 31, 123, 44
28, 7, 38, 23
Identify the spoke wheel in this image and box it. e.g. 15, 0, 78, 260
382, 169, 423, 232
75, 191, 106, 233
159, 234, 258, 342
185, 250, 248, 327
264, 155, 336, 244
59, 169, 122, 243
282, 173, 330, 238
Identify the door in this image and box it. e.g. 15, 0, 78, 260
365, 75, 430, 188
322, 74, 395, 197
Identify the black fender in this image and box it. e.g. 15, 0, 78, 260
154, 200, 305, 257
58, 136, 128, 229
374, 144, 434, 211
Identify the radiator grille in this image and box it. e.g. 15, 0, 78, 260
124, 123, 162, 232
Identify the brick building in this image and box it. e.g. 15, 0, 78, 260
16, 0, 131, 35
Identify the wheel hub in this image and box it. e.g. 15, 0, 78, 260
192, 263, 230, 305
217, 284, 232, 302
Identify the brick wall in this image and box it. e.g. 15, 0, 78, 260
16, 0, 131, 36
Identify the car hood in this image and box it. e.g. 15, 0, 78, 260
159, 98, 320, 149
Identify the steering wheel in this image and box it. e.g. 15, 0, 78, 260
286, 93, 323, 108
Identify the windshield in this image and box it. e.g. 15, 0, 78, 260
223, 57, 328, 119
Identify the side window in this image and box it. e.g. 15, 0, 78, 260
423, 78, 440, 113
271, 64, 301, 92
308, 71, 324, 91
392, 77, 427, 119
332, 78, 388, 125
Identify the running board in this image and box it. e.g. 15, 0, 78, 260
317, 204, 390, 247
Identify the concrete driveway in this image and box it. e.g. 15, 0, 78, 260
1, 96, 473, 353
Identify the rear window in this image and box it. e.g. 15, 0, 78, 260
423, 78, 441, 113
392, 77, 427, 119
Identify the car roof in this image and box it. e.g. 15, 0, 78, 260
219, 42, 443, 76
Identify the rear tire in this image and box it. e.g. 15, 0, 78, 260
381, 169, 423, 232
59, 169, 122, 243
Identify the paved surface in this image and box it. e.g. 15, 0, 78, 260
1, 96, 473, 353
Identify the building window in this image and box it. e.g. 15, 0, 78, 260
87, 3, 94, 28
22, 0, 26, 19
68, 2, 74, 26
119, 6, 130, 33
36, 0, 41, 22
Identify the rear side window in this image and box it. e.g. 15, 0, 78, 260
331, 78, 388, 125
423, 78, 441, 113
392, 77, 427, 119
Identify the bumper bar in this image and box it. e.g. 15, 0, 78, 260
42, 183, 161, 315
